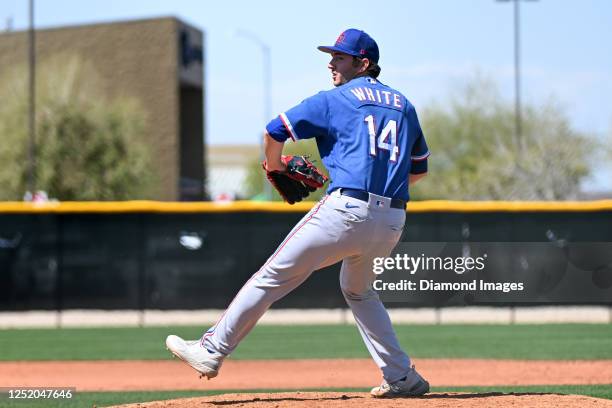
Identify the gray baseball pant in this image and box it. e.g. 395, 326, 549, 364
202, 189, 411, 383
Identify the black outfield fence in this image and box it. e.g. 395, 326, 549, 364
0, 200, 611, 311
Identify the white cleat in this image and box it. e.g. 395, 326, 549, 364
371, 365, 430, 398
165, 335, 225, 380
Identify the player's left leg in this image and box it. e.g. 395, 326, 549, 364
338, 204, 429, 397
339, 242, 411, 383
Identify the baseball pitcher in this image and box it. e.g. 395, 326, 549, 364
167, 28, 430, 398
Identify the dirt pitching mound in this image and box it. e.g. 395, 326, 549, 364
110, 391, 612, 408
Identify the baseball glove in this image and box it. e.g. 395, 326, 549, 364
263, 155, 328, 204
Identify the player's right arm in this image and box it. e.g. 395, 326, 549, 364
265, 92, 329, 142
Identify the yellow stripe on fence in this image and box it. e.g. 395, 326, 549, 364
1, 200, 612, 213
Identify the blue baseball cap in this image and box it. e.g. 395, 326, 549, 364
318, 29, 379, 63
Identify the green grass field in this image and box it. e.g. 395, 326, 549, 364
2, 324, 612, 361
1, 324, 611, 407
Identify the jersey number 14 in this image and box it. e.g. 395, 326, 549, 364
365, 115, 399, 162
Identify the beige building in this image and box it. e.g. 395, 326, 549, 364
206, 145, 260, 200
0, 17, 205, 200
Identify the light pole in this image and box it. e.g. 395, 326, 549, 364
496, 0, 538, 155
235, 29, 273, 200
27, 0, 36, 196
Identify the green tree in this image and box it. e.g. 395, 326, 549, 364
411, 77, 596, 200
0, 55, 154, 200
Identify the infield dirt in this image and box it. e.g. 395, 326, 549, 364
3, 359, 612, 407
109, 391, 612, 407
2, 358, 612, 391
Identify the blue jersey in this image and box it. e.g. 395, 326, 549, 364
266, 76, 429, 201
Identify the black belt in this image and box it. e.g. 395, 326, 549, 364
339, 188, 406, 210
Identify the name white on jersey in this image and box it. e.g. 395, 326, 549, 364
350, 87, 403, 109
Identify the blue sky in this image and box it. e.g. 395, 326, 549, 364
2, 0, 611, 190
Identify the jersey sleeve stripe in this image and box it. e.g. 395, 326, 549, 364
279, 112, 297, 141
411, 151, 430, 161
